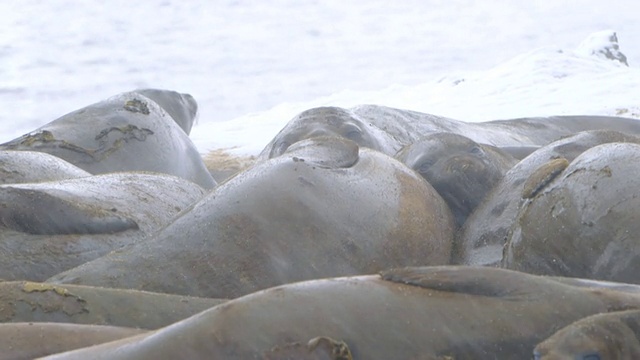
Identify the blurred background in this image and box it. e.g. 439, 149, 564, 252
1, 0, 638, 143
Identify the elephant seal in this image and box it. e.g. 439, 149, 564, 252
497, 145, 540, 160
48, 137, 454, 298
0, 322, 146, 360
457, 130, 640, 266
0, 281, 224, 329
502, 142, 640, 284
0, 150, 90, 184
260, 106, 393, 158
0, 90, 215, 189
534, 309, 640, 359
396, 132, 517, 228
0, 172, 206, 281
134, 88, 198, 135
42, 266, 640, 360
260, 104, 640, 160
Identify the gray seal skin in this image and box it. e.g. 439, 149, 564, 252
0, 281, 225, 329
457, 130, 640, 266
134, 88, 198, 135
260, 106, 393, 158
0, 323, 146, 360
259, 104, 640, 160
0, 150, 90, 184
48, 137, 455, 298
502, 142, 640, 284
395, 132, 517, 229
41, 266, 640, 360
534, 309, 640, 360
0, 172, 206, 281
0, 90, 216, 189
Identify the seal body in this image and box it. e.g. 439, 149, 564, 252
0, 90, 215, 189
0, 150, 90, 184
48, 137, 454, 298
42, 266, 640, 360
0, 172, 206, 281
396, 132, 517, 228
457, 130, 640, 266
134, 88, 198, 135
502, 142, 640, 284
0, 281, 224, 329
0, 323, 146, 360
260, 104, 640, 160
534, 309, 640, 359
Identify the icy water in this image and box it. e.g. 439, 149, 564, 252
1, 0, 639, 146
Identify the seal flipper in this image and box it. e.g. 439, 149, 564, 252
521, 157, 569, 199
0, 187, 138, 235
380, 266, 536, 298
285, 136, 359, 169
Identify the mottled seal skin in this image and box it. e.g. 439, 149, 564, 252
0, 150, 90, 184
134, 88, 198, 135
534, 310, 640, 360
48, 137, 454, 298
42, 266, 640, 360
0, 281, 225, 329
457, 130, 640, 266
396, 132, 517, 228
502, 142, 640, 283
260, 104, 640, 160
0, 322, 146, 360
0, 90, 215, 189
0, 172, 206, 281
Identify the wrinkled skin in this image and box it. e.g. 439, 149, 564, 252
0, 172, 206, 281
0, 150, 90, 184
48, 137, 454, 298
0, 90, 215, 189
534, 310, 640, 360
396, 132, 517, 228
503, 143, 640, 284
260, 104, 640, 160
43, 266, 640, 360
458, 130, 640, 266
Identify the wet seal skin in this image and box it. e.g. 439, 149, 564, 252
0, 172, 206, 282
521, 157, 569, 199
534, 309, 640, 360
40, 266, 640, 359
0, 322, 147, 359
48, 137, 454, 299
0, 90, 215, 189
503, 143, 640, 284
263, 336, 353, 360
0, 150, 91, 184
396, 132, 517, 228
457, 130, 640, 267
0, 281, 225, 329
260, 104, 640, 161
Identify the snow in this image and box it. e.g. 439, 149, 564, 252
194, 30, 640, 156
2, 1, 640, 157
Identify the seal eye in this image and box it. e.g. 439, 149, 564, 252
416, 159, 435, 174
341, 124, 363, 141
469, 146, 483, 155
